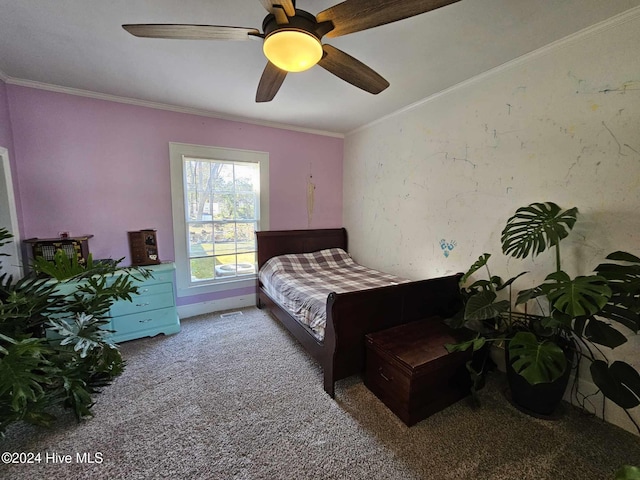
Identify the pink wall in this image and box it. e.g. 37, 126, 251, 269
6, 85, 343, 305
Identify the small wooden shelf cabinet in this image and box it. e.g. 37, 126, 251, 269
128, 230, 161, 266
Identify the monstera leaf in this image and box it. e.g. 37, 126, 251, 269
516, 284, 546, 305
501, 202, 578, 259
595, 251, 640, 333
508, 331, 567, 384
590, 360, 640, 409
464, 290, 510, 322
461, 253, 491, 285
615, 465, 640, 480
445, 336, 486, 353
579, 317, 628, 349
543, 271, 611, 317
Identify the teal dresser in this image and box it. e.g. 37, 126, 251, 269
108, 262, 180, 343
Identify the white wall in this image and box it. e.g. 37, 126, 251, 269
343, 9, 640, 432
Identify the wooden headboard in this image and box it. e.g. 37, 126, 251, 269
256, 228, 348, 270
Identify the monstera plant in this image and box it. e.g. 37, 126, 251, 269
447, 202, 640, 428
0, 227, 148, 436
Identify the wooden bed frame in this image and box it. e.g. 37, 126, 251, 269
256, 228, 463, 397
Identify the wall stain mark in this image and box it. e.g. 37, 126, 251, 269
599, 81, 640, 94
484, 124, 521, 147
602, 121, 627, 157
565, 158, 580, 180
571, 74, 640, 95
445, 145, 476, 168
625, 144, 640, 156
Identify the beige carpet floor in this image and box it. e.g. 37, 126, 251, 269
1, 307, 639, 479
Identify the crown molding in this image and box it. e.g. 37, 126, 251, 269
3, 77, 344, 139
347, 5, 640, 137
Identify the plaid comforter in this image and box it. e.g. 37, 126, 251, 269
259, 248, 408, 341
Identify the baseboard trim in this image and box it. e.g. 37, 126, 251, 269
177, 294, 256, 319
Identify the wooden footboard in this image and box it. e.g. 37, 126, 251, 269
256, 228, 463, 398
322, 273, 463, 396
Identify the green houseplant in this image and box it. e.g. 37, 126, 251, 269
0, 227, 148, 436
616, 465, 640, 480
447, 202, 640, 429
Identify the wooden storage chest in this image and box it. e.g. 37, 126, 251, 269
365, 317, 472, 426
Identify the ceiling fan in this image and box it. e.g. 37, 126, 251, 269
123, 0, 460, 102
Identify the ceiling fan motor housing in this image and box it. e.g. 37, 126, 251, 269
261, 9, 322, 40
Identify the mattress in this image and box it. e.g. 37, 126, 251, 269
259, 248, 408, 341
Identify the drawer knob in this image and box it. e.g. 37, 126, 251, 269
138, 318, 153, 323
378, 367, 393, 382
135, 302, 151, 307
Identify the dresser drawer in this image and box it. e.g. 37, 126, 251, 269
111, 307, 178, 339
131, 268, 174, 286
133, 281, 173, 298
110, 285, 174, 317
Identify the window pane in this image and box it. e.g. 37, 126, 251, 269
236, 194, 255, 220
213, 163, 234, 191
188, 224, 213, 257
213, 193, 234, 220
237, 223, 256, 252
214, 223, 236, 254
190, 257, 215, 282
214, 254, 236, 278
214, 253, 256, 277
237, 252, 257, 275
185, 159, 215, 221
235, 163, 258, 192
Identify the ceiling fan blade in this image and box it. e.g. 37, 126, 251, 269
258, 0, 296, 17
317, 44, 389, 94
256, 62, 288, 102
122, 24, 261, 41
316, 0, 460, 38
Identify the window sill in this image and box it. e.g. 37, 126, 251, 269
176, 275, 257, 298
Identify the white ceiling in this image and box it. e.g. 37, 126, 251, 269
1, 0, 639, 135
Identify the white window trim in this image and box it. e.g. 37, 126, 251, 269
0, 147, 24, 281
169, 142, 269, 298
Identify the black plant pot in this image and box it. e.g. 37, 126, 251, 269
505, 345, 573, 417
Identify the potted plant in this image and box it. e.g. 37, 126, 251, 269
0, 227, 148, 436
616, 465, 640, 480
447, 202, 640, 429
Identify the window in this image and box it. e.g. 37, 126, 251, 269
170, 143, 269, 297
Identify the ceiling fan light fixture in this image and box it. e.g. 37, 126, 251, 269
263, 29, 323, 73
